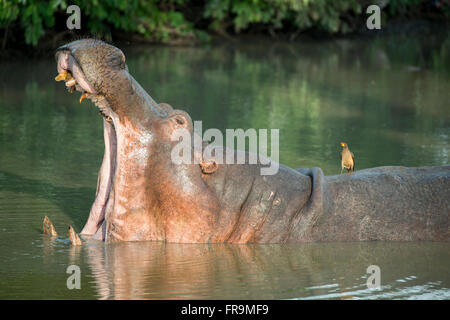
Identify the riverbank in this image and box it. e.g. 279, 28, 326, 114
1, 18, 448, 61
1, 0, 449, 60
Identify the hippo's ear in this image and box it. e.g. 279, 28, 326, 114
166, 110, 193, 132
159, 103, 173, 114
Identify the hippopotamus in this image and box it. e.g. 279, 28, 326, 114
52, 39, 449, 244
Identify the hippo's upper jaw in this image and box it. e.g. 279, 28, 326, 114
55, 39, 129, 122
55, 49, 97, 95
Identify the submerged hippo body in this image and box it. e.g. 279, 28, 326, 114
54, 39, 450, 243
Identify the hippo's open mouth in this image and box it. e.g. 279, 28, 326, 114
56, 49, 119, 240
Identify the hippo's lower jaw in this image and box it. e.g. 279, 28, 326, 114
80, 106, 119, 240
81, 117, 117, 240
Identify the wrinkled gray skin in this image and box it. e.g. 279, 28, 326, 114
201, 162, 449, 242
55, 39, 450, 243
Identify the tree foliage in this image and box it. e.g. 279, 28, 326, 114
0, 0, 197, 46
0, 0, 448, 47
204, 0, 362, 34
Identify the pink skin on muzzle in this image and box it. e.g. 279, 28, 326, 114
57, 51, 97, 94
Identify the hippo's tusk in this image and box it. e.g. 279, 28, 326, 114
55, 71, 69, 82
79, 92, 89, 103
43, 216, 58, 236
68, 225, 83, 246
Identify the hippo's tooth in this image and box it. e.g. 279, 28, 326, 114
65, 79, 77, 87
79, 92, 89, 103
97, 110, 112, 122
55, 71, 68, 82
68, 225, 82, 246
43, 216, 58, 237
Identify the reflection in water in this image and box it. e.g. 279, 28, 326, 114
81, 241, 450, 300
0, 31, 449, 299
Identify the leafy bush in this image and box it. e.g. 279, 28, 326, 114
204, 0, 362, 34
0, 0, 448, 47
79, 0, 197, 43
0, 0, 196, 46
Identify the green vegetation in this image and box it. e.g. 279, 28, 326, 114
0, 0, 448, 48
0, 0, 199, 47
204, 0, 362, 35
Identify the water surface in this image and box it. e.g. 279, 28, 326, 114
0, 32, 449, 299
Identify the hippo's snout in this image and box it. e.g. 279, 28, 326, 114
55, 50, 97, 98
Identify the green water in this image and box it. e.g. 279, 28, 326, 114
0, 32, 449, 299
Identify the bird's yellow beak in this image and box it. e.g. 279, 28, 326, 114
340, 142, 345, 147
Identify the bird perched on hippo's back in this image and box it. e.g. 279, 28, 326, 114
340, 142, 355, 173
